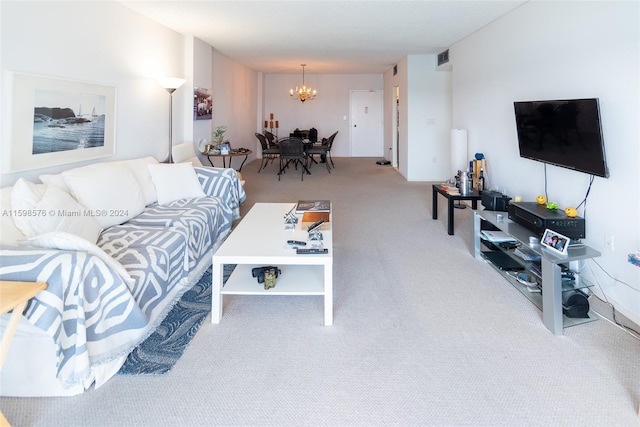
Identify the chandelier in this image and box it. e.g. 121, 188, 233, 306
290, 64, 317, 102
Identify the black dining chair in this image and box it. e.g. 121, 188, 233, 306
264, 131, 278, 148
278, 137, 308, 181
307, 131, 338, 171
255, 133, 279, 173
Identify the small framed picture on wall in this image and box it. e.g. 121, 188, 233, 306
194, 87, 212, 120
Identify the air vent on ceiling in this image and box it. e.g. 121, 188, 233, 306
437, 49, 449, 66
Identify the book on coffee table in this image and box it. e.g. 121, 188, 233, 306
301, 211, 331, 230
296, 200, 331, 213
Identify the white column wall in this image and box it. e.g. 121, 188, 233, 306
405, 55, 452, 182
211, 50, 258, 165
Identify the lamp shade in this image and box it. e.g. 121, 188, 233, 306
158, 77, 186, 91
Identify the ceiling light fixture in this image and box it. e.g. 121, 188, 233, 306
290, 64, 316, 103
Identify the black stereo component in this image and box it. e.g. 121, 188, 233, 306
481, 190, 511, 211
508, 202, 585, 240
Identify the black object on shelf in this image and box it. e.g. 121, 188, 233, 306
562, 290, 590, 318
481, 251, 524, 271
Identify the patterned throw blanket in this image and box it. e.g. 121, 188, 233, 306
0, 166, 246, 390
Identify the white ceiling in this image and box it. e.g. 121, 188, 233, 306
120, 0, 527, 74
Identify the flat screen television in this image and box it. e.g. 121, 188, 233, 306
513, 98, 609, 178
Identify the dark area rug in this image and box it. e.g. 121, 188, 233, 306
117, 265, 234, 376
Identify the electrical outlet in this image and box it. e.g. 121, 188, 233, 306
604, 234, 615, 251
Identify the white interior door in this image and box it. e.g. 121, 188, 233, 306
350, 90, 383, 157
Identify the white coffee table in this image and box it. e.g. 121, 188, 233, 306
211, 203, 333, 325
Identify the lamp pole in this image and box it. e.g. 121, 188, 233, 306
159, 78, 186, 163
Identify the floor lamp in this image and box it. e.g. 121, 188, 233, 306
159, 77, 186, 163
451, 128, 468, 209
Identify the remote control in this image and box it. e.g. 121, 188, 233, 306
307, 218, 325, 232
296, 248, 328, 254
287, 240, 307, 246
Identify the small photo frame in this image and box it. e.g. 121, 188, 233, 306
541, 228, 570, 256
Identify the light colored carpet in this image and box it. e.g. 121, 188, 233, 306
2, 158, 639, 426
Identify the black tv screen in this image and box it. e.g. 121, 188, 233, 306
513, 98, 609, 178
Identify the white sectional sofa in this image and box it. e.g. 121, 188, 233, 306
0, 156, 245, 396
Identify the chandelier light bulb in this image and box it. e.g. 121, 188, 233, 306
290, 64, 316, 103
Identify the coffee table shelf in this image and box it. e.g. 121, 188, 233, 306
222, 264, 325, 295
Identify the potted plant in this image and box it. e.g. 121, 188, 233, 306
212, 126, 227, 148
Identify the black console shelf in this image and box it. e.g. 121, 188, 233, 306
471, 210, 601, 335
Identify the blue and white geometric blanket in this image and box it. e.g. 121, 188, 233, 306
0, 166, 246, 390
0, 246, 149, 388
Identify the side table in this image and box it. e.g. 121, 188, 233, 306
432, 184, 482, 235
0, 280, 47, 426
203, 149, 252, 171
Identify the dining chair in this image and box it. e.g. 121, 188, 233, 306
255, 133, 279, 173
278, 137, 308, 181
306, 140, 331, 173
307, 131, 338, 171
264, 131, 278, 148
323, 131, 338, 168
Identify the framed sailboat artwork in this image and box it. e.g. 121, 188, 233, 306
8, 72, 116, 171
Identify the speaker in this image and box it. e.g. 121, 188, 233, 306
562, 290, 590, 318
481, 190, 511, 211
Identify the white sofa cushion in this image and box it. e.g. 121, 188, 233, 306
147, 163, 205, 205
118, 156, 159, 206
0, 187, 27, 245
62, 162, 145, 229
47, 157, 160, 207
38, 173, 69, 192
172, 142, 203, 166
10, 178, 103, 243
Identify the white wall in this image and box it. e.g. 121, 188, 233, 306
406, 55, 452, 181
190, 37, 213, 162
0, 2, 257, 181
263, 73, 383, 158
211, 50, 258, 167
382, 55, 452, 181
0, 1, 188, 186
451, 1, 640, 324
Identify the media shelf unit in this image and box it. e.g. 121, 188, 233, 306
471, 210, 601, 335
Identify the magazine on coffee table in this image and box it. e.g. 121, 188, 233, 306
296, 200, 331, 213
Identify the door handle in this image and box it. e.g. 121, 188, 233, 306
354, 124, 357, 127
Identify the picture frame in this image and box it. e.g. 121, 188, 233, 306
541, 228, 570, 256
9, 73, 116, 172
193, 87, 212, 120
